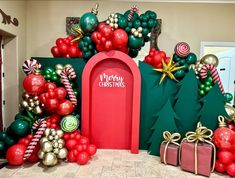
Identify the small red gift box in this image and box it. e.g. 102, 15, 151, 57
160, 143, 179, 166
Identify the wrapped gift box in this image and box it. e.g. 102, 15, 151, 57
160, 143, 179, 166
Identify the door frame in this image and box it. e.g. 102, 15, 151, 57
0, 36, 2, 131
82, 50, 141, 154
200, 41, 235, 58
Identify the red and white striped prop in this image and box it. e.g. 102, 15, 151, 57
200, 64, 225, 94
128, 5, 139, 21
23, 119, 47, 160
60, 66, 77, 106
22, 58, 41, 75
174, 42, 190, 58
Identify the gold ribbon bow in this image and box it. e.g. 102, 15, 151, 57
161, 131, 181, 165
71, 24, 84, 42
180, 122, 216, 175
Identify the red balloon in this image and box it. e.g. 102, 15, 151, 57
100, 25, 113, 39
23, 74, 46, 95
63, 133, 70, 141
67, 36, 74, 42
47, 90, 56, 99
218, 150, 233, 165
68, 46, 80, 58
98, 22, 106, 32
45, 98, 59, 111
112, 29, 128, 48
39, 93, 47, 104
91, 31, 101, 43
56, 38, 64, 46
63, 38, 71, 45
226, 163, 235, 176
69, 41, 78, 48
51, 46, 61, 57
6, 144, 26, 166
55, 87, 67, 100
152, 54, 162, 66
104, 40, 113, 51
159, 51, 166, 59
75, 145, 84, 152
215, 160, 225, 173
58, 43, 69, 55
96, 44, 104, 52
76, 151, 89, 165
67, 150, 76, 162
144, 56, 152, 65
56, 100, 74, 116
119, 46, 129, 54
78, 136, 89, 145
44, 82, 57, 92
65, 139, 78, 150
87, 144, 97, 156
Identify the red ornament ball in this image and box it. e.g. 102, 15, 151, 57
226, 163, 235, 176
56, 100, 74, 116
174, 42, 190, 58
76, 151, 89, 165
218, 150, 233, 165
6, 144, 26, 166
23, 74, 46, 95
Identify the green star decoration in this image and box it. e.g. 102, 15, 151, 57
153, 59, 184, 84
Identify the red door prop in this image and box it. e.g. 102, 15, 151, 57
82, 50, 141, 154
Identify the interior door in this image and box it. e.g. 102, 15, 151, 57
216, 49, 235, 105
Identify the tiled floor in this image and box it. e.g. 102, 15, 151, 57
0, 150, 228, 178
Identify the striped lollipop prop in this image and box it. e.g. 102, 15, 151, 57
174, 42, 190, 58
23, 118, 47, 160
200, 64, 225, 94
22, 58, 41, 75
60, 115, 79, 132
60, 66, 77, 106
128, 5, 139, 21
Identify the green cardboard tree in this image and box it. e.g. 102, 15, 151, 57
148, 100, 179, 156
198, 83, 228, 131
174, 69, 201, 135
139, 62, 178, 149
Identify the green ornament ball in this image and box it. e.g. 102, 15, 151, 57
80, 12, 98, 33
128, 49, 139, 58
200, 84, 205, 89
74, 90, 78, 96
60, 115, 79, 133
186, 53, 197, 64
204, 86, 211, 92
174, 69, 185, 78
51, 75, 59, 83
118, 16, 128, 29
199, 90, 205, 96
128, 35, 144, 49
133, 20, 141, 29
225, 93, 233, 103
45, 67, 53, 74
204, 81, 211, 87
8, 120, 30, 137
0, 131, 6, 140
0, 141, 4, 151
44, 74, 51, 80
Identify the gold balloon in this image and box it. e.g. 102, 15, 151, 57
201, 54, 219, 67
44, 128, 50, 137
42, 152, 58, 166
40, 137, 49, 146
56, 69, 62, 76
56, 130, 64, 138
57, 148, 68, 159
58, 143, 63, 149
38, 150, 45, 159
41, 141, 53, 153
53, 141, 59, 148
225, 104, 235, 119
65, 64, 72, 68
53, 148, 59, 154
21, 100, 28, 107
57, 139, 65, 146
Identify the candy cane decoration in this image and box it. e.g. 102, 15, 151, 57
23, 119, 47, 160
128, 5, 139, 21
200, 64, 225, 94
60, 66, 77, 106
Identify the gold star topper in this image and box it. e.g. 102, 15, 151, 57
154, 58, 184, 84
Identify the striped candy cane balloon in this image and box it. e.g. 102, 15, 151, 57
174, 42, 190, 58
128, 5, 139, 21
200, 64, 225, 94
22, 58, 41, 75
23, 119, 47, 160
60, 66, 77, 106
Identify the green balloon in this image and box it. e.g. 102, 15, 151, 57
88, 44, 93, 50
205, 81, 211, 87
204, 86, 211, 92
145, 10, 157, 19
0, 141, 4, 151
133, 20, 141, 28
183, 63, 189, 70
118, 16, 128, 28
128, 49, 139, 58
200, 84, 205, 89
141, 14, 149, 22
44, 74, 51, 80
8, 120, 30, 137
173, 54, 181, 62
82, 46, 88, 52
83, 51, 93, 59
144, 36, 150, 42
199, 90, 205, 96
83, 36, 92, 43
128, 22, 132, 28
128, 35, 144, 49
148, 19, 155, 29
125, 27, 131, 33
153, 19, 159, 27
225, 93, 233, 102
80, 12, 98, 33
179, 59, 186, 65
52, 75, 59, 82
0, 131, 6, 140
142, 28, 149, 36
186, 53, 197, 64
45, 67, 53, 75
174, 70, 185, 78
79, 41, 85, 48
142, 22, 147, 28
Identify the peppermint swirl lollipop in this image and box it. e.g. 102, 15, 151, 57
22, 58, 41, 75
60, 115, 79, 132
174, 42, 190, 58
